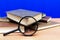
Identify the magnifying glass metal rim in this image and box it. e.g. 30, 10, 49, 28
18, 16, 38, 36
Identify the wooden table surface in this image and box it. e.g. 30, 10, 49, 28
0, 18, 60, 40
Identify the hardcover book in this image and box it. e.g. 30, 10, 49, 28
7, 9, 46, 26
39, 16, 51, 23
0, 17, 9, 22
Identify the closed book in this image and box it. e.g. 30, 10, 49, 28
0, 21, 60, 33
7, 9, 46, 26
39, 16, 51, 23
0, 17, 9, 22
0, 22, 18, 33
37, 21, 60, 30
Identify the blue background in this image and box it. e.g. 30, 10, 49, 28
0, 0, 60, 18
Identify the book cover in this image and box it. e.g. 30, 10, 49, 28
0, 21, 60, 33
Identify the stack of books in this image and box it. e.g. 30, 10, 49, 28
0, 9, 60, 33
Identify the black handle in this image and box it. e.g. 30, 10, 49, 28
3, 29, 18, 36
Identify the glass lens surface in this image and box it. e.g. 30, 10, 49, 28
20, 23, 37, 36
19, 16, 38, 36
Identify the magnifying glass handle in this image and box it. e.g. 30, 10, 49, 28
3, 29, 18, 36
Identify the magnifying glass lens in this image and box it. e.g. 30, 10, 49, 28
20, 23, 37, 36
19, 16, 38, 36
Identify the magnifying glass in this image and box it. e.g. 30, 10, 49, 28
3, 16, 38, 36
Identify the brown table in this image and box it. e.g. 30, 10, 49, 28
0, 18, 60, 40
